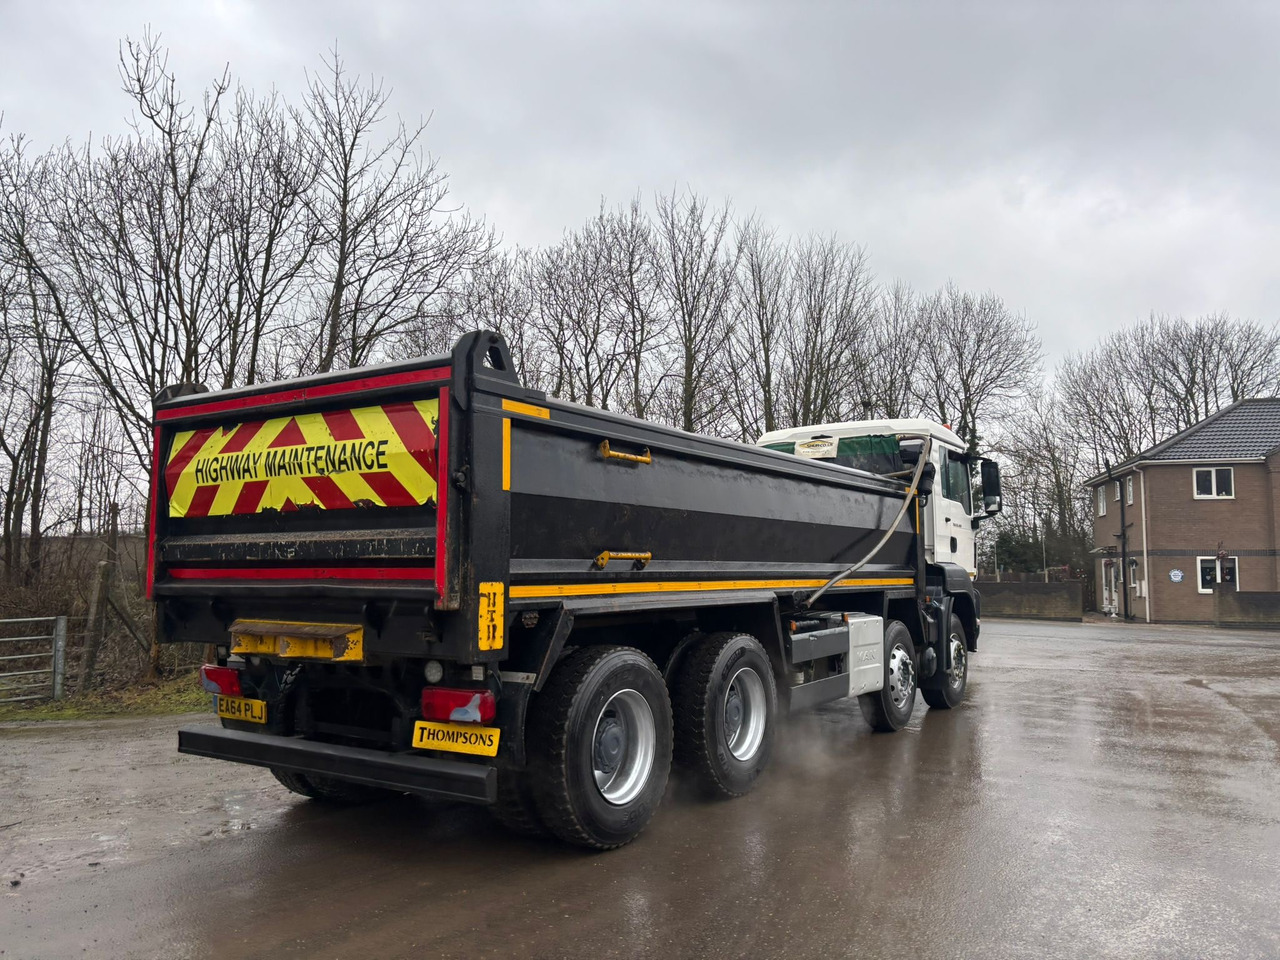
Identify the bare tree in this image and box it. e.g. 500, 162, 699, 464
47, 34, 231, 474
429, 247, 545, 386
863, 280, 925, 419
915, 282, 1043, 454
653, 190, 738, 433
211, 86, 318, 388
605, 197, 668, 420
777, 234, 876, 428
1058, 312, 1280, 474
296, 48, 491, 374
532, 210, 627, 408
0, 135, 75, 580
726, 220, 790, 440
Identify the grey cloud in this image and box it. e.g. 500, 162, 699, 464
2, 0, 1277, 361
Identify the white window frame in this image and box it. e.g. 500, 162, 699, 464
1097, 486, 1107, 516
1196, 555, 1240, 594
1114, 480, 1121, 501
1125, 476, 1134, 505
1193, 466, 1235, 500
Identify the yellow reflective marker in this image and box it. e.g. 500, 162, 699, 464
501, 399, 550, 419
502, 417, 511, 491
478, 581, 505, 651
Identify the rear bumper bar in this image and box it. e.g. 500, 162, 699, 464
178, 724, 496, 804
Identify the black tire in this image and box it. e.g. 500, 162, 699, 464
858, 620, 918, 732
922, 614, 968, 710
528, 645, 673, 850
490, 767, 547, 838
270, 767, 386, 804
673, 632, 778, 798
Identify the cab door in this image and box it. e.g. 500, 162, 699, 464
932, 446, 977, 574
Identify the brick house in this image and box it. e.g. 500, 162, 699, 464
1084, 398, 1280, 622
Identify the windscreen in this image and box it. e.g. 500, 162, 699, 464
763, 435, 903, 476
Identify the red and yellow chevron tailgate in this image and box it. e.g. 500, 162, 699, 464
164, 399, 440, 518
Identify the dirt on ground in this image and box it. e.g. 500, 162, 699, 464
2, 619, 1279, 959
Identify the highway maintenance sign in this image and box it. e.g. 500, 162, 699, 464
163, 398, 439, 518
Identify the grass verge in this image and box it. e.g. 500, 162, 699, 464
0, 670, 210, 723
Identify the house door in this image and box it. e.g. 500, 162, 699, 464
1101, 560, 1120, 614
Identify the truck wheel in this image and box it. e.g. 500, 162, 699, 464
528, 645, 673, 850
922, 614, 968, 710
491, 768, 547, 838
673, 632, 777, 798
270, 768, 386, 804
858, 620, 917, 732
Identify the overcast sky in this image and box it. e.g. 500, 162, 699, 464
2, 0, 1277, 365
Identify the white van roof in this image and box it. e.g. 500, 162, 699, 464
757, 418, 966, 450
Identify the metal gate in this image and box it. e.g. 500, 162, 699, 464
0, 616, 69, 703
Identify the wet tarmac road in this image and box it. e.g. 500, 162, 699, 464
3, 618, 1280, 960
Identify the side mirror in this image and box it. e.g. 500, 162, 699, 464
980, 459, 1002, 515
917, 461, 936, 498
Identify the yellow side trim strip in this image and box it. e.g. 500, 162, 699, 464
509, 577, 915, 599
502, 417, 511, 491
502, 399, 550, 419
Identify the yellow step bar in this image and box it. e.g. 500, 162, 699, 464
229, 619, 363, 662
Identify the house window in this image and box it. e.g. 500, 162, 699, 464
1193, 467, 1234, 499
1125, 476, 1134, 505
1197, 556, 1240, 594
1114, 480, 1121, 501
1097, 486, 1107, 516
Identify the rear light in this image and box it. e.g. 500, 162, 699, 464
421, 687, 496, 724
200, 664, 242, 698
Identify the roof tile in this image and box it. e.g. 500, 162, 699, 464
1149, 398, 1280, 461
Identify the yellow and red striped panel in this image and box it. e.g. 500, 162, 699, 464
165, 399, 440, 518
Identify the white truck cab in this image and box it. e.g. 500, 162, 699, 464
757, 418, 1001, 577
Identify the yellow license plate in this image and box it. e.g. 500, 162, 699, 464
217, 695, 267, 724
412, 720, 500, 757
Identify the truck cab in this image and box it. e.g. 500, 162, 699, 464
757, 418, 1003, 576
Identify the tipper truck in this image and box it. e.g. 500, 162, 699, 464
153, 330, 1001, 848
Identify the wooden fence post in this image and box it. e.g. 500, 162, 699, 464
78, 560, 111, 694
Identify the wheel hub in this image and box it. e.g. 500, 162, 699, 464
594, 715, 625, 775
591, 689, 657, 806
887, 643, 916, 711
722, 666, 767, 762
948, 636, 966, 687
724, 687, 744, 741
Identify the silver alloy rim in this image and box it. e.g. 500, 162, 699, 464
722, 666, 767, 762
948, 635, 966, 689
887, 643, 916, 711
591, 689, 656, 806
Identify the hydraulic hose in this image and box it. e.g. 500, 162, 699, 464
800, 435, 933, 610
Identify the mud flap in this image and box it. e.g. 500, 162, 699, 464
920, 596, 954, 688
